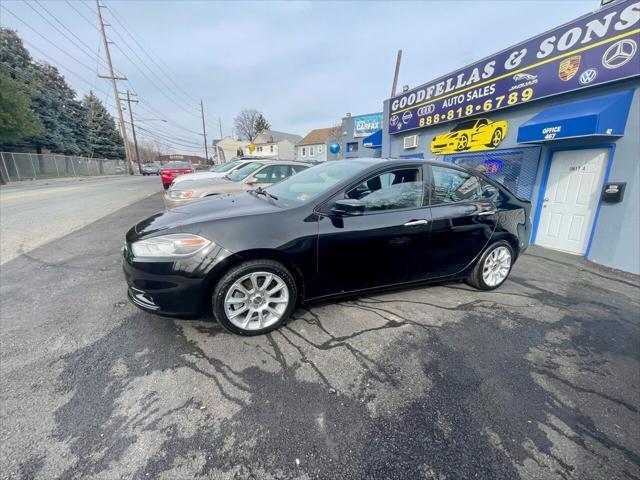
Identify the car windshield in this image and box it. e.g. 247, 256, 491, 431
451, 121, 477, 132
163, 161, 191, 169
266, 160, 372, 205
226, 162, 263, 181
210, 161, 241, 173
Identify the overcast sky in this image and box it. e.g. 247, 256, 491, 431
1, 0, 594, 153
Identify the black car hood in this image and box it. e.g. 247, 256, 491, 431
133, 192, 281, 238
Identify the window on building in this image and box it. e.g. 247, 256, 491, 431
346, 168, 423, 212
318, 145, 323, 154
347, 142, 358, 153
301, 147, 306, 157
270, 145, 274, 153
310, 146, 314, 156
257, 146, 263, 152
431, 166, 482, 204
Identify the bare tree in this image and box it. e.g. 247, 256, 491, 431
234, 108, 270, 141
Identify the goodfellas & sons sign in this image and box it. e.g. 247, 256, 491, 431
388, 0, 640, 134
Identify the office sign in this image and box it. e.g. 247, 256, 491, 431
353, 113, 383, 137
389, 0, 640, 134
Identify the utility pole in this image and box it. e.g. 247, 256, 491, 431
124, 90, 142, 174
96, 0, 134, 175
391, 49, 403, 98
200, 99, 209, 163
218, 118, 223, 140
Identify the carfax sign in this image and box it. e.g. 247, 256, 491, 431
353, 113, 383, 138
388, 0, 640, 134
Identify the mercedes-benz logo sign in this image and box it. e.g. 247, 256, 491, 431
579, 68, 598, 85
602, 39, 637, 69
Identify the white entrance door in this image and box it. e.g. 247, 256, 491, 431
536, 148, 608, 255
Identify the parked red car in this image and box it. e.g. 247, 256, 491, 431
159, 161, 194, 189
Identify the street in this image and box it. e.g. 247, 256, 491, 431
0, 176, 161, 264
1, 190, 638, 479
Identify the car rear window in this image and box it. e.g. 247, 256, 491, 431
226, 162, 263, 181
163, 161, 191, 169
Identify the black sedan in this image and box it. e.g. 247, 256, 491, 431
123, 159, 531, 335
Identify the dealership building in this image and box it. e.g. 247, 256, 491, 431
380, 0, 640, 274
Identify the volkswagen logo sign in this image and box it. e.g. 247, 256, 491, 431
602, 39, 637, 69
417, 105, 435, 117
401, 110, 413, 124
579, 68, 597, 85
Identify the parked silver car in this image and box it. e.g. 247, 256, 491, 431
169, 159, 257, 188
163, 160, 309, 209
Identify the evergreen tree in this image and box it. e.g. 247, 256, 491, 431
82, 91, 124, 159
0, 73, 43, 147
254, 113, 270, 135
0, 28, 33, 82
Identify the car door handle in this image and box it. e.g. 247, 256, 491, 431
477, 210, 497, 216
403, 219, 429, 227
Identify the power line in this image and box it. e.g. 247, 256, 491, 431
111, 41, 200, 119
105, 1, 201, 106
31, 0, 114, 75
135, 125, 204, 148
1, 5, 103, 76
64, 0, 100, 32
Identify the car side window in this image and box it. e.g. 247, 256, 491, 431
345, 168, 423, 212
431, 166, 482, 204
254, 165, 289, 183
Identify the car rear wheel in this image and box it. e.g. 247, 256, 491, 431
466, 240, 513, 290
488, 128, 503, 147
212, 260, 297, 336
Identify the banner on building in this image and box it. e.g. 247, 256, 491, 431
353, 113, 383, 137
389, 0, 640, 134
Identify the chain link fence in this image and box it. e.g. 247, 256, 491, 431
0, 152, 129, 183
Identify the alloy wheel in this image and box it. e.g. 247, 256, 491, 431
224, 271, 290, 331
456, 135, 468, 150
482, 246, 512, 287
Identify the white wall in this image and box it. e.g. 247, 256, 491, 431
296, 143, 327, 162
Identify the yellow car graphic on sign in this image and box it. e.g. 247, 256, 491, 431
430, 118, 508, 154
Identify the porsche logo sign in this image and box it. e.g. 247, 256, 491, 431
558, 55, 581, 81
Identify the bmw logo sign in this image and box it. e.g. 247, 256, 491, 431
579, 68, 597, 85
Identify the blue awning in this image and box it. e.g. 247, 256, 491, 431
517, 89, 634, 143
362, 129, 382, 149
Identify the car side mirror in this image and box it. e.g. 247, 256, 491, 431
332, 199, 365, 216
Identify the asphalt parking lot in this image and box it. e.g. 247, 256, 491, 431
1, 192, 639, 480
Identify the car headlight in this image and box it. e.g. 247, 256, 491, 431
131, 234, 212, 258
169, 190, 193, 199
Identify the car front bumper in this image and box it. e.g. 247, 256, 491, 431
122, 243, 234, 317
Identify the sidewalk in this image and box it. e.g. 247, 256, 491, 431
0, 174, 131, 190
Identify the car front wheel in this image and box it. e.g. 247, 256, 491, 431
212, 259, 297, 336
466, 240, 514, 290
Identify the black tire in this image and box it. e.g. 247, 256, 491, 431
212, 259, 298, 336
465, 240, 514, 290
